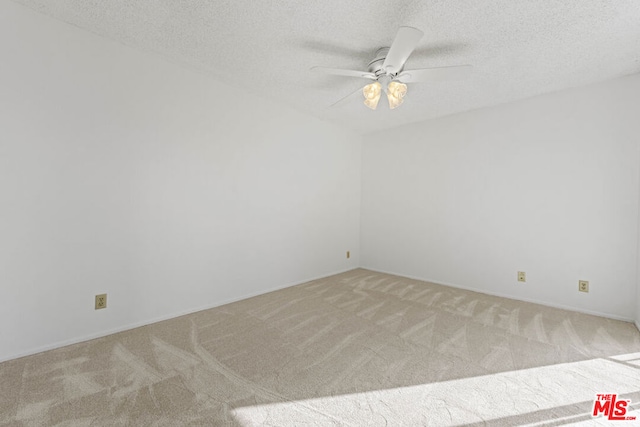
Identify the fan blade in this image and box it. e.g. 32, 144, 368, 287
311, 66, 376, 80
382, 27, 424, 75
396, 65, 473, 83
329, 86, 365, 108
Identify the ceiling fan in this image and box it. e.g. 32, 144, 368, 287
311, 27, 472, 110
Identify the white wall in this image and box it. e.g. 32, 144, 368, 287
362, 74, 640, 321
0, 2, 361, 362
637, 170, 640, 329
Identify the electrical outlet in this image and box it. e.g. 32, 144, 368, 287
346, 251, 350, 259
517, 271, 526, 282
579, 280, 589, 293
95, 294, 107, 310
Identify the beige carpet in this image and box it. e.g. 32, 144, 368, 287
2, 269, 640, 426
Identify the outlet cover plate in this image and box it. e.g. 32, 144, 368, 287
95, 294, 107, 310
517, 271, 526, 282
579, 280, 589, 293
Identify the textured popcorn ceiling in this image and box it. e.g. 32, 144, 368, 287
11, 0, 640, 134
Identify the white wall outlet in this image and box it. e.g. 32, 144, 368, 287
517, 271, 526, 282
579, 280, 589, 293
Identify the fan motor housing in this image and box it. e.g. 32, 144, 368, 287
368, 47, 399, 76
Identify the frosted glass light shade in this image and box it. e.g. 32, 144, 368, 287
387, 81, 407, 109
363, 81, 382, 110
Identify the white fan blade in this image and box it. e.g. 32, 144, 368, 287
311, 66, 376, 80
382, 27, 424, 75
329, 86, 364, 108
396, 65, 473, 83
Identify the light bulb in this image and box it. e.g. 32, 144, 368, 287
363, 82, 382, 110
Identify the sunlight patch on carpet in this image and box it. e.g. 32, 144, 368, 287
232, 356, 640, 426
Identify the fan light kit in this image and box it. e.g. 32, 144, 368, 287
363, 78, 407, 110
311, 27, 472, 111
